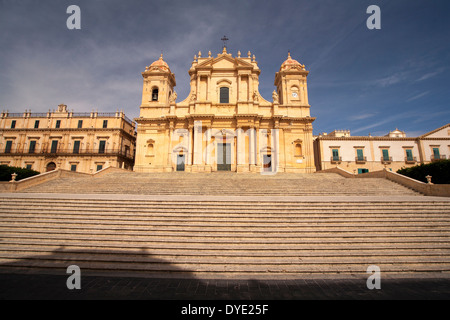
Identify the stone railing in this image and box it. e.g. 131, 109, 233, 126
4, 169, 91, 192
0, 165, 133, 192
317, 166, 450, 197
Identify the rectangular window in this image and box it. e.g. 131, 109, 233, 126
55, 120, 61, 128
34, 120, 40, 129
406, 149, 414, 161
382, 149, 390, 161
11, 120, 16, 129
70, 164, 77, 172
5, 141, 12, 153
332, 149, 340, 161
220, 87, 229, 104
29, 141, 36, 153
433, 148, 440, 159
356, 149, 364, 161
103, 120, 108, 128
358, 169, 369, 174
50, 140, 58, 153
73, 141, 80, 154
96, 164, 103, 171
99, 140, 106, 154
78, 120, 83, 129
26, 164, 32, 170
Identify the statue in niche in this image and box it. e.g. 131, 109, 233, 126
169, 91, 177, 103
190, 92, 197, 102
272, 91, 279, 103
253, 91, 259, 102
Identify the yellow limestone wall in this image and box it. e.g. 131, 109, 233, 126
134, 49, 316, 173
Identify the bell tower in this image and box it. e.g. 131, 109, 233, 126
140, 54, 176, 109
274, 52, 310, 112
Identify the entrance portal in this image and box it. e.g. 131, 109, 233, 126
176, 154, 186, 172
263, 154, 272, 172
217, 143, 231, 171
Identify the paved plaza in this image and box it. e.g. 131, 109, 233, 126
1, 272, 450, 300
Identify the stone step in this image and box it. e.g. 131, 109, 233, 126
18, 171, 421, 196
1, 170, 448, 277
2, 231, 449, 244
3, 238, 450, 252
1, 251, 449, 265
3, 239, 450, 252
2, 244, 449, 257
1, 258, 449, 275
2, 218, 449, 227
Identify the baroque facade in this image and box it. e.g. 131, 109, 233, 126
134, 49, 316, 173
0, 104, 136, 174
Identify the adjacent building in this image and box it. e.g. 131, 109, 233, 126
314, 124, 450, 173
0, 104, 136, 174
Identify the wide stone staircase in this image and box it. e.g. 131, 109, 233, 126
0, 195, 449, 278
20, 171, 420, 196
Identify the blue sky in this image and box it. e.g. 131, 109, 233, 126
0, 0, 449, 137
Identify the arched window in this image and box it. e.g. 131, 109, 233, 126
46, 162, 56, 172
220, 87, 229, 104
152, 88, 159, 101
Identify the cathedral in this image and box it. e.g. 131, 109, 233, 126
134, 48, 316, 173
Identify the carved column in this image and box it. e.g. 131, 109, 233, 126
193, 121, 202, 166
249, 127, 257, 172
236, 127, 245, 171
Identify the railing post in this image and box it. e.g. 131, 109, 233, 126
10, 172, 17, 182
426, 175, 433, 185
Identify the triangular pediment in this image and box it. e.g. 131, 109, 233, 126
420, 123, 450, 138
196, 54, 254, 70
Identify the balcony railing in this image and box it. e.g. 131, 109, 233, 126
405, 156, 417, 164
431, 155, 447, 162
330, 156, 342, 163
355, 156, 367, 163
0, 149, 133, 159
381, 156, 393, 164
2, 111, 134, 126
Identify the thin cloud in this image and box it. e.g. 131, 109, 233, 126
352, 111, 420, 135
374, 73, 404, 87
349, 113, 377, 121
416, 68, 445, 82
406, 91, 430, 102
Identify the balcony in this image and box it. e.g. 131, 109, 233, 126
0, 149, 133, 159
431, 155, 447, 162
405, 156, 417, 164
381, 156, 393, 164
355, 156, 367, 163
330, 156, 342, 164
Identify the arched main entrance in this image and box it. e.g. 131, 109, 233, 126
46, 162, 56, 172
